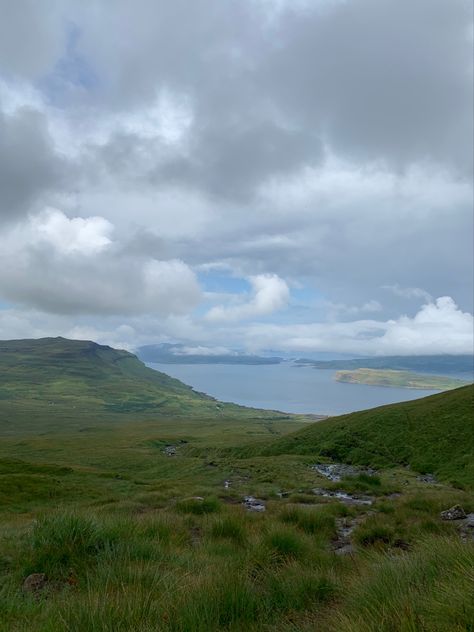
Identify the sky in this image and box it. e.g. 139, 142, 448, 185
0, 0, 473, 356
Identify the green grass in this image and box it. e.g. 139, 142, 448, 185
261, 385, 474, 487
0, 338, 472, 631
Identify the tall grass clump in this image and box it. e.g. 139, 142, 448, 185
175, 497, 220, 515
280, 506, 336, 539
24, 512, 112, 580
329, 536, 474, 632
57, 566, 166, 632
264, 527, 306, 561
263, 565, 337, 614
166, 567, 259, 632
210, 516, 246, 544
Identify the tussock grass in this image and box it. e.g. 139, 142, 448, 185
24, 513, 112, 580
264, 527, 307, 560
210, 515, 246, 543
330, 537, 474, 632
175, 497, 220, 515
280, 506, 336, 539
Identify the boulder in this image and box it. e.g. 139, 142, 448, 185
22, 573, 48, 594
440, 505, 466, 521
243, 496, 266, 512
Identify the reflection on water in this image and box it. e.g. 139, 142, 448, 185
147, 362, 444, 416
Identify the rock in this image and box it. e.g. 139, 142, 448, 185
189, 526, 202, 547
243, 496, 266, 512
224, 480, 231, 489
22, 573, 48, 594
163, 445, 177, 457
312, 463, 376, 482
313, 487, 373, 506
459, 514, 474, 542
440, 505, 467, 521
334, 542, 355, 555
416, 474, 437, 484
331, 515, 369, 555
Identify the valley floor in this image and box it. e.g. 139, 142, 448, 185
0, 412, 473, 632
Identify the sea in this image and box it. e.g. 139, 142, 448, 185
146, 362, 462, 416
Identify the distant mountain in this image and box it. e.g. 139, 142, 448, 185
261, 384, 474, 488
296, 354, 474, 375
137, 343, 283, 365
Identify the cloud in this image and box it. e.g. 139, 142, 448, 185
206, 273, 290, 322
0, 0, 66, 79
0, 209, 202, 316
382, 284, 432, 302
31, 207, 113, 255
238, 297, 473, 355
0, 107, 67, 222
0, 1, 472, 355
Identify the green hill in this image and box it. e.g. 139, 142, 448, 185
0, 337, 265, 435
262, 385, 474, 487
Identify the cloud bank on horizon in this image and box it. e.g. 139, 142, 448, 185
0, 0, 472, 356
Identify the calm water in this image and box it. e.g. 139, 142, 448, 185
147, 362, 443, 416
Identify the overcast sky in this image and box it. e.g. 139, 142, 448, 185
0, 0, 472, 355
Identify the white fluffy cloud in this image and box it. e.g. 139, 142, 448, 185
31, 207, 113, 255
238, 297, 473, 355
0, 296, 471, 358
0, 208, 201, 316
206, 274, 290, 322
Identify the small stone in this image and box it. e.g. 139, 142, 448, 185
22, 573, 48, 594
416, 474, 437, 484
243, 496, 266, 512
440, 505, 466, 521
334, 543, 355, 556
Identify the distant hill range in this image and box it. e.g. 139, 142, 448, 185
137, 343, 282, 365
296, 354, 474, 375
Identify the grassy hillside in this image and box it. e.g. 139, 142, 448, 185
261, 385, 474, 487
0, 339, 472, 631
0, 337, 291, 436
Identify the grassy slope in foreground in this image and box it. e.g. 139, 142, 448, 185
335, 368, 468, 390
262, 385, 474, 487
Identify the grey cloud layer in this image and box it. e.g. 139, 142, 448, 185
0, 107, 67, 220
0, 0, 472, 350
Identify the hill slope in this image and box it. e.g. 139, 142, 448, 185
0, 337, 260, 434
262, 385, 474, 487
